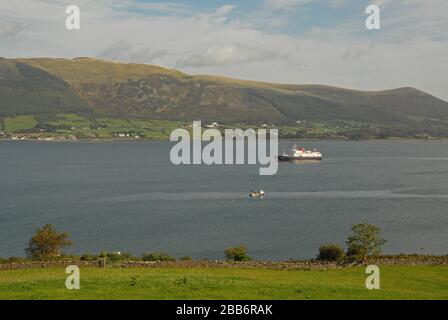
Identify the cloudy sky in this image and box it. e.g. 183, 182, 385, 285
1, 0, 447, 100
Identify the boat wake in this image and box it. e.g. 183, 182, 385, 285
96, 190, 448, 202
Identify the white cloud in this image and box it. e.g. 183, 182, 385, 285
214, 5, 237, 17
264, 0, 316, 10
177, 43, 282, 67
0, 19, 30, 42
100, 41, 169, 64
193, 4, 237, 24
121, 1, 191, 15
263, 0, 348, 9
342, 48, 362, 61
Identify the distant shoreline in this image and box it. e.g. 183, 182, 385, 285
1, 137, 448, 143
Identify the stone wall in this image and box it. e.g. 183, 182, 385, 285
1, 256, 447, 271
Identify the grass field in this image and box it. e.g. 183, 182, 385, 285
0, 113, 401, 141
1, 114, 439, 141
47, 113, 93, 128
0, 265, 447, 300
0, 115, 183, 140
4, 115, 38, 132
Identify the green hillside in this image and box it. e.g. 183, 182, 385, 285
1, 57, 448, 139
0, 58, 89, 118
17, 58, 284, 122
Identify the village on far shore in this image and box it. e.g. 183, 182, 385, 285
0, 114, 443, 142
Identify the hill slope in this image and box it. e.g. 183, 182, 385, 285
0, 58, 89, 117
1, 57, 448, 129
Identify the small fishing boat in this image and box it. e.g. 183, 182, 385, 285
250, 189, 265, 198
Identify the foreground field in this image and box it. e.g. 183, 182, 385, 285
1, 265, 447, 300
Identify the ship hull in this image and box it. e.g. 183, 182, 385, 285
278, 155, 322, 162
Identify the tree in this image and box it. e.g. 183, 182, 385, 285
225, 245, 252, 262
317, 243, 345, 261
25, 224, 72, 260
346, 223, 386, 260
141, 252, 175, 262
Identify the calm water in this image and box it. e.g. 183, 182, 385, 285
1, 140, 448, 260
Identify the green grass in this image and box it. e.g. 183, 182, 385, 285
47, 114, 92, 128
0, 265, 447, 300
0, 114, 178, 139
94, 118, 178, 139
20, 57, 186, 83
0, 114, 443, 141
4, 115, 38, 132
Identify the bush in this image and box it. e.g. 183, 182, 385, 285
118, 252, 134, 261
59, 255, 80, 261
99, 251, 134, 262
7, 256, 27, 263
80, 254, 98, 262
179, 256, 193, 261
25, 224, 72, 260
317, 244, 345, 261
225, 245, 252, 262
142, 252, 175, 262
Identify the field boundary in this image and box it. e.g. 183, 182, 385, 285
2, 257, 448, 271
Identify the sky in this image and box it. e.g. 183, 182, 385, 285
0, 0, 447, 100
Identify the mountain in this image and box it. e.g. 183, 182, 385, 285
1, 57, 448, 129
